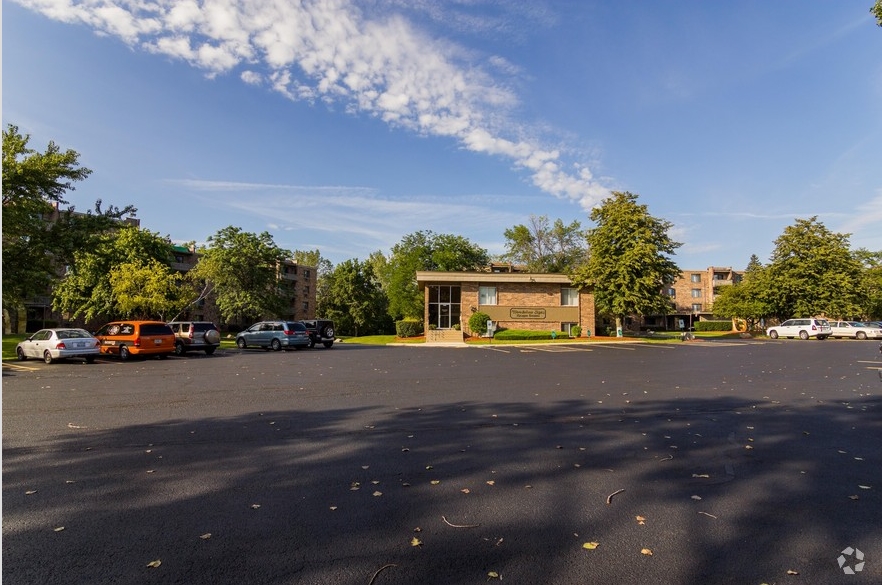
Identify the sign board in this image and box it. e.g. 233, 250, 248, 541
509, 308, 547, 320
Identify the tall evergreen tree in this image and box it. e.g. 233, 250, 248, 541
765, 217, 865, 319
569, 191, 681, 337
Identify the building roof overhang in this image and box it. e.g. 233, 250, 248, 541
416, 271, 574, 289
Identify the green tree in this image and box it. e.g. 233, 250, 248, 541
853, 248, 882, 318
319, 259, 390, 336
110, 259, 190, 320
501, 214, 586, 272
873, 0, 882, 26
2, 124, 135, 312
569, 191, 681, 337
765, 217, 865, 319
386, 231, 489, 320
711, 254, 773, 331
189, 227, 292, 324
52, 226, 181, 321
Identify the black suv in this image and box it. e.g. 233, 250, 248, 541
300, 319, 335, 348
168, 321, 222, 355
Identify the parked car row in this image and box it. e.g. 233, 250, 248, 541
765, 318, 882, 340
16, 318, 335, 364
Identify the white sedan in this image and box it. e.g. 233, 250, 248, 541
16, 328, 101, 363
828, 321, 882, 340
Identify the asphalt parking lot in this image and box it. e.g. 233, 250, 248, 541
3, 339, 881, 584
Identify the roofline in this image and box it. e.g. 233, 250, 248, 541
416, 271, 574, 285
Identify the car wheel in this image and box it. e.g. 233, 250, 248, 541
119, 345, 131, 361
16, 347, 27, 361
271, 338, 282, 351
323, 341, 334, 348
205, 346, 217, 355
236, 338, 247, 349
43, 350, 54, 364
321, 325, 335, 339
308, 339, 316, 349
817, 335, 827, 340
799, 331, 809, 340
85, 355, 96, 364
857, 331, 867, 340
174, 341, 186, 356
158, 353, 168, 360
769, 331, 779, 339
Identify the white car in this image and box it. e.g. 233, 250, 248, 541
828, 321, 882, 340
16, 328, 101, 363
766, 318, 831, 340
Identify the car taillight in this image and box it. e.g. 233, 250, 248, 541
284, 329, 294, 335
133, 336, 141, 347
93, 340, 100, 348
812, 325, 817, 330
55, 342, 66, 349
189, 329, 194, 339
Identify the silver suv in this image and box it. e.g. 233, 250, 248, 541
168, 321, 221, 355
766, 318, 831, 340
235, 321, 310, 351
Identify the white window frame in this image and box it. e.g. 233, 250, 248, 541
478, 286, 497, 306
691, 288, 702, 298
561, 287, 578, 306
691, 273, 701, 283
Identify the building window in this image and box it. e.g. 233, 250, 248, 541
302, 302, 309, 312
304, 286, 309, 295
691, 288, 702, 298
692, 303, 702, 312
667, 288, 676, 297
691, 274, 701, 283
561, 287, 578, 306
479, 286, 497, 306
561, 322, 579, 336
304, 269, 311, 279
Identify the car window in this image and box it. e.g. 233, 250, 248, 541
33, 330, 52, 341
193, 323, 215, 332
141, 324, 173, 335
274, 324, 284, 331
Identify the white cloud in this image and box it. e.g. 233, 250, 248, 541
15, 0, 610, 208
168, 178, 526, 254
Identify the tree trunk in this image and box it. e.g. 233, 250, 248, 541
615, 316, 624, 337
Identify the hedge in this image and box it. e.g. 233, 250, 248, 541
492, 329, 560, 341
396, 319, 423, 338
694, 320, 733, 332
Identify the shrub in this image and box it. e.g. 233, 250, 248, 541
396, 319, 423, 338
493, 329, 556, 341
570, 325, 582, 338
695, 320, 732, 332
468, 312, 491, 335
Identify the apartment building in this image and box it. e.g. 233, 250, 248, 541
642, 267, 743, 331
170, 245, 317, 327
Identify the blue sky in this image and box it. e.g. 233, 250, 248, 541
4, 1, 882, 270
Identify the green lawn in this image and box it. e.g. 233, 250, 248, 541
3, 334, 28, 361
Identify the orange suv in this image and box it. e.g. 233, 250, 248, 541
94, 321, 175, 360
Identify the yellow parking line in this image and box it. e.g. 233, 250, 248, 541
2, 362, 40, 372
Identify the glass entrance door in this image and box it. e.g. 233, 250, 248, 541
428, 286, 461, 329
